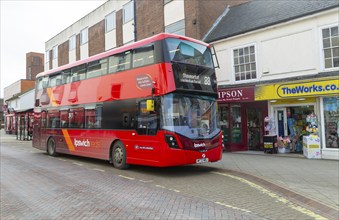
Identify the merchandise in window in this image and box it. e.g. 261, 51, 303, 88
324, 97, 339, 148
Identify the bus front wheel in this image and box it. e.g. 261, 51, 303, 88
47, 137, 57, 157
112, 141, 129, 169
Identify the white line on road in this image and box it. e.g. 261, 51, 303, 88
212, 171, 328, 220
118, 175, 135, 180
72, 162, 83, 166
93, 168, 105, 172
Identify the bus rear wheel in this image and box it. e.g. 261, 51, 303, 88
47, 137, 57, 157
112, 141, 129, 169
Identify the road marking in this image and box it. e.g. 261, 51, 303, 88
168, 188, 180, 193
118, 175, 135, 180
72, 162, 83, 166
155, 185, 165, 188
215, 202, 251, 213
139, 179, 153, 183
93, 168, 105, 172
58, 159, 67, 161
212, 171, 327, 220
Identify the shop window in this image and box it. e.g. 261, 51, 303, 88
322, 26, 339, 69
323, 97, 339, 148
69, 108, 85, 128
233, 45, 256, 81
230, 104, 242, 143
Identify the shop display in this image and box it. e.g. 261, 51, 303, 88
323, 97, 339, 149
303, 113, 321, 159
264, 116, 277, 153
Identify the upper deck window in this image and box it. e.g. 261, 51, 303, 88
37, 77, 49, 90
165, 38, 213, 68
108, 51, 131, 73
132, 45, 154, 68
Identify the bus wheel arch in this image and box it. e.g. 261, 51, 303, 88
47, 136, 57, 157
110, 140, 129, 169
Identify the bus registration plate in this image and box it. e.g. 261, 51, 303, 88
196, 158, 209, 164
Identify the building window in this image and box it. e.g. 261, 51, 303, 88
80, 28, 88, 45
28, 67, 32, 80
233, 45, 256, 81
123, 1, 134, 23
52, 46, 58, 60
165, 19, 185, 36
33, 56, 40, 65
322, 26, 339, 69
105, 11, 116, 33
45, 50, 49, 63
69, 35, 76, 51
164, 0, 173, 4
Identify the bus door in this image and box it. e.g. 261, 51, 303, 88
135, 99, 160, 160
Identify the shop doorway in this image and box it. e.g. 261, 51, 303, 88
274, 105, 315, 153
246, 107, 263, 150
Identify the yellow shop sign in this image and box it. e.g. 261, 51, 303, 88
255, 79, 339, 100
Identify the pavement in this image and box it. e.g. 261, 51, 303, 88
1, 129, 339, 218
209, 150, 339, 213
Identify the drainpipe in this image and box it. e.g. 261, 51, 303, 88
133, 0, 137, 41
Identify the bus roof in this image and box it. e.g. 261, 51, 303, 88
37, 33, 210, 79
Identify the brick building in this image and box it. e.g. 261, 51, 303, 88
45, 0, 248, 71
26, 52, 44, 80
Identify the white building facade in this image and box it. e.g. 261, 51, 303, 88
205, 1, 338, 159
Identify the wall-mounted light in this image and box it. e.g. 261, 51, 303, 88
298, 98, 306, 101
270, 100, 277, 103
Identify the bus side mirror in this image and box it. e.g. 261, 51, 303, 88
146, 100, 154, 111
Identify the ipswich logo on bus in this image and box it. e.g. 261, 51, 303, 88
74, 138, 91, 147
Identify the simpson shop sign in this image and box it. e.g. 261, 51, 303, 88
218, 87, 254, 102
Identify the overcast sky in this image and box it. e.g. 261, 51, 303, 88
0, 0, 106, 98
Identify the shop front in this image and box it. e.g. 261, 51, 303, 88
218, 86, 267, 152
255, 77, 339, 159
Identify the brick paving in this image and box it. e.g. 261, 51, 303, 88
1, 140, 261, 220
1, 131, 338, 219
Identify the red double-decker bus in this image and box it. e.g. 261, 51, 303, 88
33, 33, 222, 169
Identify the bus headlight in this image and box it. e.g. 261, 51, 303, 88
165, 135, 179, 149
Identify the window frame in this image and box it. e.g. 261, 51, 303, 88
320, 24, 339, 70
231, 43, 257, 83
123, 1, 134, 24
69, 35, 76, 51
52, 46, 58, 60
45, 50, 50, 63
80, 27, 88, 45
105, 11, 116, 33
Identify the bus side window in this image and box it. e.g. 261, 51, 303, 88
85, 108, 96, 128
132, 45, 154, 68
47, 110, 60, 128
69, 108, 84, 128
41, 111, 47, 128
71, 64, 86, 82
87, 58, 108, 79
108, 51, 131, 73
62, 69, 71, 84
60, 110, 69, 128
49, 73, 62, 87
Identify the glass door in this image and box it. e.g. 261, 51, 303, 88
275, 108, 287, 137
